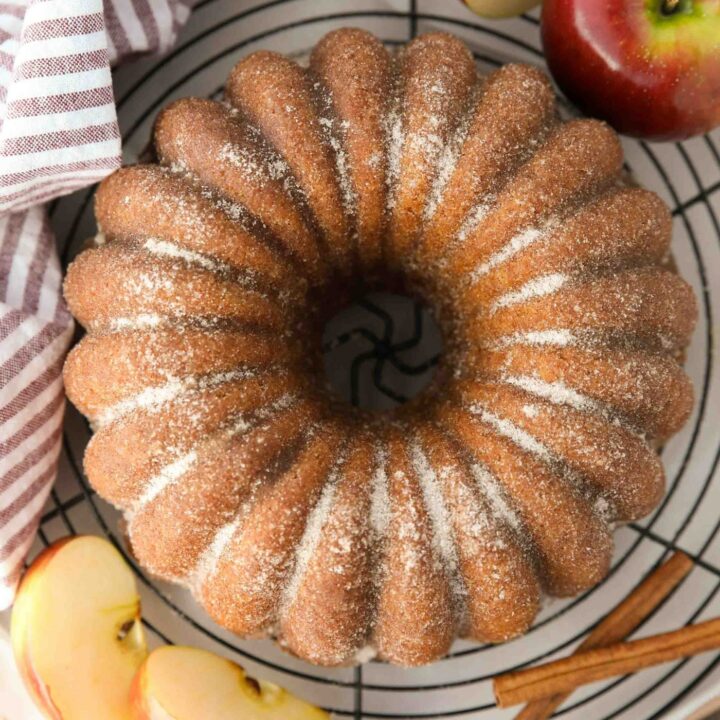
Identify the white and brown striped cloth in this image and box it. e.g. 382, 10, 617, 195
0, 0, 193, 609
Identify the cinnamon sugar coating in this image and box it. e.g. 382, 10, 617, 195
63, 28, 697, 667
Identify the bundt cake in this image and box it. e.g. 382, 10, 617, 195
62, 28, 698, 667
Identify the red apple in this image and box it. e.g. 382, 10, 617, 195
541, 0, 720, 140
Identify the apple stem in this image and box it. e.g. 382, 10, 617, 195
661, 0, 681, 15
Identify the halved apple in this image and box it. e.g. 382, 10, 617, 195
130, 646, 328, 720
11, 535, 147, 719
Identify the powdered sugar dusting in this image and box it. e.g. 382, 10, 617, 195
491, 273, 568, 311
370, 447, 390, 537
489, 329, 577, 349
594, 495, 613, 521
410, 442, 459, 575
456, 202, 489, 243
124, 399, 302, 533
522, 404, 539, 418
505, 375, 600, 414
192, 517, 241, 589
470, 405, 551, 461
107, 314, 163, 332
133, 450, 199, 514
393, 468, 422, 574
424, 114, 472, 221
407, 127, 443, 167
318, 114, 356, 215
438, 466, 489, 543
471, 226, 544, 280
198, 185, 257, 234
469, 463, 521, 531
127, 267, 174, 297
97, 368, 257, 427
218, 141, 290, 184
385, 106, 404, 208
281, 464, 340, 614
144, 238, 228, 275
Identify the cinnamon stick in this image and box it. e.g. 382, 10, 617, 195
514, 551, 693, 720
495, 615, 720, 708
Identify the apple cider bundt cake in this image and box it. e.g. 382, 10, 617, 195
62, 28, 697, 667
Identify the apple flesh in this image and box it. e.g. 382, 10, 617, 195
130, 646, 328, 720
542, 0, 720, 140
460, 0, 541, 18
11, 536, 147, 719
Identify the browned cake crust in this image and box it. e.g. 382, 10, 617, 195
63, 28, 698, 667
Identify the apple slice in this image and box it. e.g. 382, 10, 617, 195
11, 536, 147, 719
460, 0, 541, 19
130, 646, 328, 720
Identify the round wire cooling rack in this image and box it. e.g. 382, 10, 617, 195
32, 1, 720, 718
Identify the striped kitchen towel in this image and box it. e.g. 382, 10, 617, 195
0, 0, 193, 609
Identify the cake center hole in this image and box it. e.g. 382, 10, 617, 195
321, 292, 443, 411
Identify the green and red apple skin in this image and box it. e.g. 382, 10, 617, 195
542, 0, 720, 140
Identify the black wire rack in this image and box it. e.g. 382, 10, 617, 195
321, 293, 441, 409
39, 1, 720, 718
